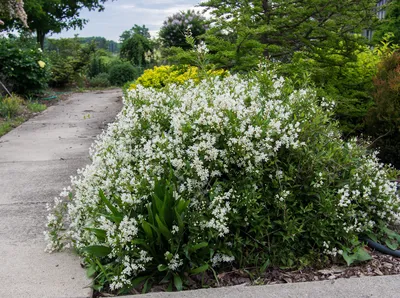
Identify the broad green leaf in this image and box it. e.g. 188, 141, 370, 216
174, 208, 184, 231
84, 228, 106, 241
86, 264, 97, 278
131, 275, 150, 287
354, 247, 372, 262
142, 221, 153, 240
190, 264, 209, 274
99, 189, 122, 222
190, 242, 208, 251
260, 259, 271, 272
82, 245, 111, 258
174, 274, 183, 291
156, 214, 172, 240
343, 247, 372, 266
385, 239, 398, 250
158, 264, 168, 272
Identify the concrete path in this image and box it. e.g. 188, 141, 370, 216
123, 274, 400, 298
0, 89, 123, 298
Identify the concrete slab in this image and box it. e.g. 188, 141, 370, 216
122, 275, 400, 298
0, 89, 123, 298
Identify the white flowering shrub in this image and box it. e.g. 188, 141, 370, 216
46, 71, 400, 293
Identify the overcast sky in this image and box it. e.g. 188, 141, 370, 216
57, 0, 203, 41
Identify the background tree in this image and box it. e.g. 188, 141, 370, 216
373, 0, 400, 44
120, 34, 153, 67
119, 24, 150, 43
2, 0, 111, 49
201, 0, 377, 70
159, 10, 207, 50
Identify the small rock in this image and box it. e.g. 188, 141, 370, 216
383, 262, 393, 269
328, 275, 337, 280
374, 269, 383, 276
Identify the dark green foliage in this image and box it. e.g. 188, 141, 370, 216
0, 36, 50, 95
373, 0, 400, 44
108, 62, 138, 86
48, 54, 75, 87
88, 73, 110, 88
46, 37, 97, 87
366, 52, 400, 168
120, 34, 153, 67
276, 47, 379, 136
87, 55, 108, 78
201, 0, 377, 71
159, 10, 207, 50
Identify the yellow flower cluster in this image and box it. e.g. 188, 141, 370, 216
38, 60, 46, 68
128, 65, 228, 90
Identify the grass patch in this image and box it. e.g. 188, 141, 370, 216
0, 117, 25, 137
26, 101, 47, 113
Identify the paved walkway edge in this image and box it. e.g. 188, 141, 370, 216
120, 274, 400, 298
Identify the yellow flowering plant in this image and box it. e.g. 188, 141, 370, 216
128, 65, 229, 90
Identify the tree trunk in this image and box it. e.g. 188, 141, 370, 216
36, 30, 46, 50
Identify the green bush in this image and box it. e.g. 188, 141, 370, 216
108, 62, 138, 86
88, 55, 109, 78
88, 73, 111, 88
0, 36, 50, 95
366, 51, 400, 168
46, 71, 400, 293
47, 53, 75, 87
0, 94, 23, 118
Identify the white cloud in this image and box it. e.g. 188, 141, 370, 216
56, 0, 203, 41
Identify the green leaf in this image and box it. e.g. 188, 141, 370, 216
81, 245, 111, 258
84, 228, 106, 241
174, 274, 183, 291
142, 221, 153, 240
343, 247, 372, 266
260, 259, 271, 272
174, 208, 184, 231
86, 264, 97, 278
365, 232, 378, 243
158, 264, 168, 272
131, 275, 150, 288
176, 199, 189, 214
190, 242, 208, 251
385, 239, 398, 250
99, 190, 122, 222
156, 214, 172, 240
190, 264, 209, 275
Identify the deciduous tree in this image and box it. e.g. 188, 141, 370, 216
201, 0, 377, 70
2, 0, 111, 49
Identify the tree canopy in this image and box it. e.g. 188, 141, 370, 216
119, 24, 151, 43
2, 0, 111, 49
200, 0, 378, 70
373, 0, 400, 44
159, 10, 207, 50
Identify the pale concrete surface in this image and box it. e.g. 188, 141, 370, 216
122, 275, 400, 298
0, 89, 123, 298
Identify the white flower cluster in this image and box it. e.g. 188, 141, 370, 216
45, 72, 400, 289
211, 253, 235, 266
322, 241, 343, 257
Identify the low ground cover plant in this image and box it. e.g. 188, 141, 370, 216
0, 94, 23, 118
46, 70, 400, 294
